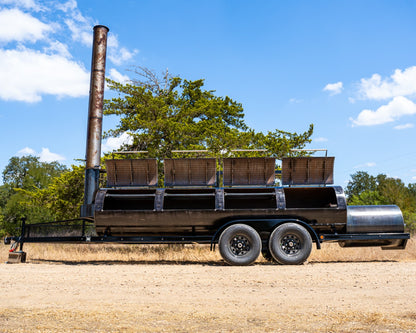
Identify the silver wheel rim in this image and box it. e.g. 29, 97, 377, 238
230, 235, 251, 256
280, 234, 301, 255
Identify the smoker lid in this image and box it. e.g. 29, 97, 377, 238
164, 158, 217, 186
223, 157, 275, 186
281, 157, 334, 185
105, 159, 158, 187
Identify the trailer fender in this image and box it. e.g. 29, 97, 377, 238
210, 219, 321, 250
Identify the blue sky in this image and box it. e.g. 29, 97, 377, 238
1, 0, 416, 187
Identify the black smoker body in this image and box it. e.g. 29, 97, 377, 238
92, 180, 408, 260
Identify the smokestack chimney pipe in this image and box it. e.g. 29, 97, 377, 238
81, 25, 109, 217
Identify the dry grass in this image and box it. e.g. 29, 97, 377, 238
309, 235, 416, 263
1, 242, 222, 264
1, 307, 415, 332
2, 235, 415, 264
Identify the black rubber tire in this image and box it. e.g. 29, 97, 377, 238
218, 224, 261, 266
269, 223, 312, 265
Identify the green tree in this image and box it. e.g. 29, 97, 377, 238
408, 183, 416, 197
345, 171, 377, 198
3, 156, 67, 190
104, 68, 313, 159
1, 188, 54, 236
346, 171, 416, 233
0, 156, 68, 236
378, 177, 414, 211
348, 190, 386, 206
0, 184, 11, 209
30, 165, 85, 221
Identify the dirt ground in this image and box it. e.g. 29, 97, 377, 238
0, 249, 415, 332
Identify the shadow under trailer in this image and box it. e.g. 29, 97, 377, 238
4, 26, 410, 265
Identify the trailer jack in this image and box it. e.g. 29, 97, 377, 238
6, 241, 26, 264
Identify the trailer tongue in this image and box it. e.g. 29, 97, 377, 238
3, 25, 410, 265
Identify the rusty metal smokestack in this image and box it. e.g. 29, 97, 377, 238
81, 25, 109, 218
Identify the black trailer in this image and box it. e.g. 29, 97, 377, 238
4, 155, 410, 266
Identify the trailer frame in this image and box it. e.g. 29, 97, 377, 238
4, 217, 410, 263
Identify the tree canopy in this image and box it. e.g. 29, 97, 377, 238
346, 171, 416, 233
3, 156, 67, 190
0, 156, 73, 236
104, 68, 313, 159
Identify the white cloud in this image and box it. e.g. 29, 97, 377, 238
289, 98, 302, 104
108, 47, 138, 66
64, 19, 93, 47
39, 148, 65, 162
107, 33, 138, 65
102, 132, 133, 153
313, 137, 328, 142
17, 147, 65, 162
0, 0, 137, 103
0, 8, 52, 43
43, 41, 71, 58
0, 0, 43, 11
323, 81, 343, 95
394, 123, 414, 130
58, 1, 95, 46
412, 176, 416, 181
18, 147, 36, 155
350, 96, 416, 126
0, 48, 89, 102
109, 68, 130, 83
359, 66, 416, 100
55, 0, 78, 13
57, 0, 90, 24
354, 162, 376, 169
107, 34, 119, 48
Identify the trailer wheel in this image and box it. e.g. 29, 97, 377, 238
219, 224, 261, 266
269, 223, 312, 265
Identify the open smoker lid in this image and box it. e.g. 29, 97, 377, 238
164, 158, 217, 186
106, 159, 158, 186
281, 157, 335, 185
222, 157, 275, 186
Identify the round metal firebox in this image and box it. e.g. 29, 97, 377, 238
347, 205, 404, 234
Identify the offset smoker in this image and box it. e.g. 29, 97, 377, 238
3, 25, 410, 265
89, 156, 408, 265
